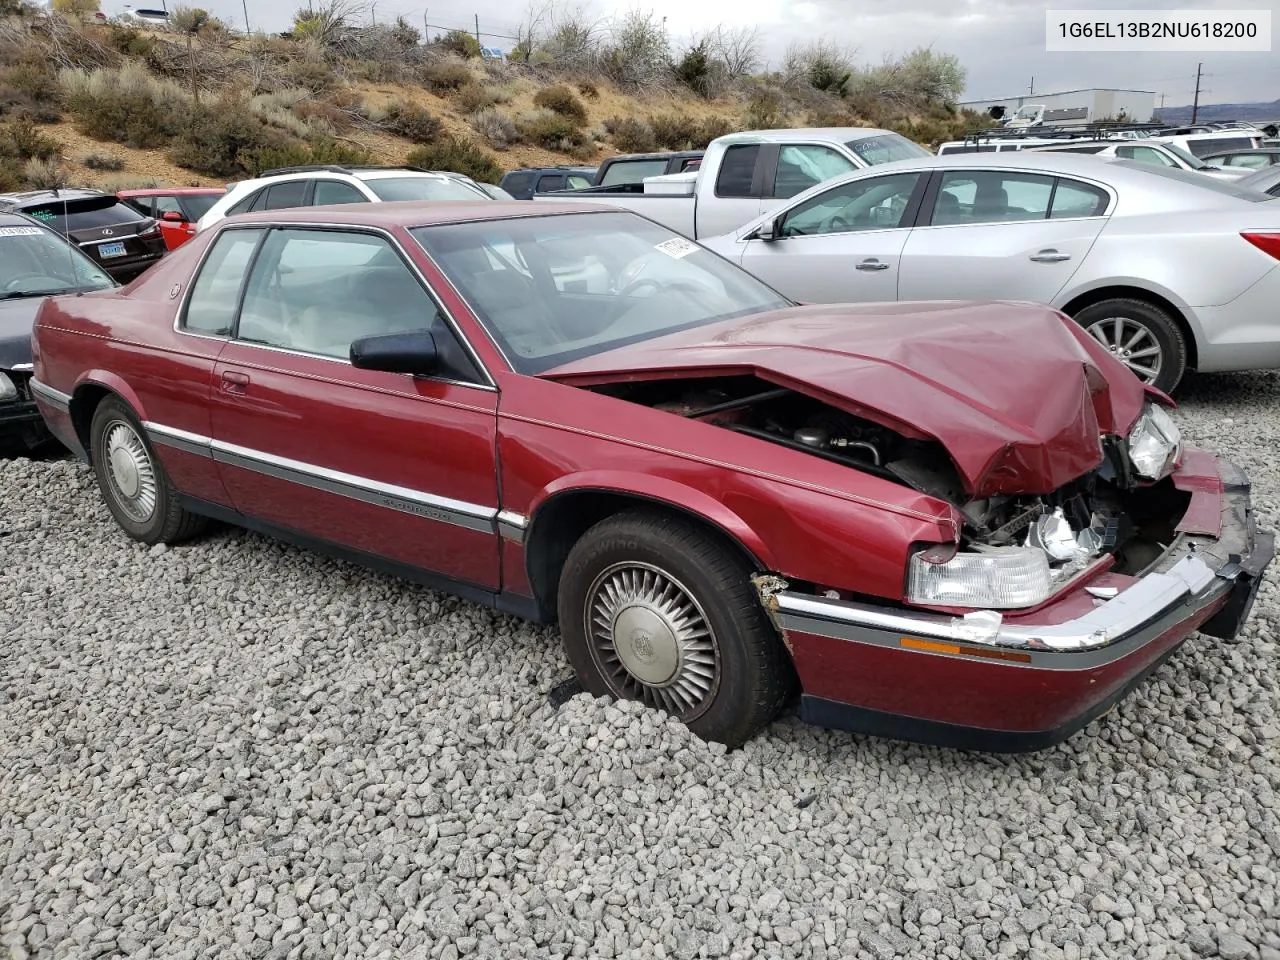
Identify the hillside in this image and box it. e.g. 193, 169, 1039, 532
1155, 99, 1280, 126
0, 3, 979, 192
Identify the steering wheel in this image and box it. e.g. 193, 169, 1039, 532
4, 273, 67, 294
827, 214, 854, 232
606, 277, 667, 324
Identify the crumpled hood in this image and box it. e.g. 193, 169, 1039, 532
0, 298, 38, 371
542, 300, 1151, 498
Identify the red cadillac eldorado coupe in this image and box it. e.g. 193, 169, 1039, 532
28, 202, 1274, 750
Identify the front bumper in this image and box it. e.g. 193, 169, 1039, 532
759, 456, 1274, 752
0, 370, 53, 454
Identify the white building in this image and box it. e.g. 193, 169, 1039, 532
959, 88, 1157, 125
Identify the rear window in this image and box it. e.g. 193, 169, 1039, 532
364, 177, 488, 201
714, 144, 760, 197
847, 133, 932, 165
183, 194, 220, 220
23, 197, 147, 233
1186, 136, 1253, 157
599, 159, 669, 187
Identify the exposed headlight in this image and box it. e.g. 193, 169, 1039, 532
907, 546, 1052, 609
0, 372, 17, 403
1128, 402, 1180, 480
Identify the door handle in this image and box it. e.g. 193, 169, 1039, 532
855, 259, 890, 271
220, 370, 250, 395
1030, 249, 1071, 263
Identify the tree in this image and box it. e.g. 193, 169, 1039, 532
171, 6, 209, 106
292, 0, 367, 47
51, 0, 100, 15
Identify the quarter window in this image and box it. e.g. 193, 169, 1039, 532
234, 229, 480, 381
257, 180, 308, 211
778, 173, 921, 237
714, 144, 760, 198
183, 228, 265, 336
1116, 144, 1175, 167
153, 195, 184, 216
1049, 180, 1109, 219
931, 172, 1055, 225
770, 144, 857, 199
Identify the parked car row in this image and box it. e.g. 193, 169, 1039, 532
22, 199, 1275, 752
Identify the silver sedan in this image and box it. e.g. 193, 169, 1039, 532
701, 153, 1280, 393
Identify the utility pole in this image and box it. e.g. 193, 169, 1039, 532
1029, 76, 1034, 96
1191, 62, 1203, 123
241, 0, 249, 33
475, 13, 481, 48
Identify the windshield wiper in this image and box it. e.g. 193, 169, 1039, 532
0, 288, 78, 301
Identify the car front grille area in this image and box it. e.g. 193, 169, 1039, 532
7, 370, 32, 402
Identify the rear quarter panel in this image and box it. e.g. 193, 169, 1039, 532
497, 376, 958, 600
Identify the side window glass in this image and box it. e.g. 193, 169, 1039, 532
538, 174, 565, 192
771, 145, 857, 199
714, 144, 760, 198
236, 229, 481, 381
261, 180, 308, 210
931, 171, 1054, 225
154, 196, 184, 216
312, 180, 366, 206
182, 228, 265, 336
503, 173, 534, 196
126, 197, 154, 216
1049, 179, 1109, 219
227, 191, 260, 216
779, 173, 920, 237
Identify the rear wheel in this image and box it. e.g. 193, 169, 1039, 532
557, 510, 795, 747
1071, 298, 1188, 394
89, 396, 207, 545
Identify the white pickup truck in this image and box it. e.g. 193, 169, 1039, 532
533, 127, 932, 239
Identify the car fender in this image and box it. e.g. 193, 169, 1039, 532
1054, 275, 1206, 345
73, 369, 148, 423
526, 469, 781, 572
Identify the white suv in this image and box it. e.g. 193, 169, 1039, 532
196, 165, 494, 232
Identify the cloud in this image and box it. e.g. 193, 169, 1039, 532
113, 0, 1278, 106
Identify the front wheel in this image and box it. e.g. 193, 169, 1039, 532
89, 396, 207, 545
557, 510, 796, 747
1071, 298, 1188, 394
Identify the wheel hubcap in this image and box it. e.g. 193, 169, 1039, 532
586, 562, 719, 720
103, 421, 157, 523
1086, 316, 1163, 384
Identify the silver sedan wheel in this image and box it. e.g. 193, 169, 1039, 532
585, 562, 720, 720
1086, 316, 1163, 384
102, 419, 158, 524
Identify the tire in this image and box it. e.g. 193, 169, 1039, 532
1071, 298, 1188, 395
89, 396, 207, 545
557, 510, 796, 747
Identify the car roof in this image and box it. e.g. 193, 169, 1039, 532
229, 168, 458, 192
118, 187, 225, 197
505, 165, 596, 174
219, 201, 619, 231
0, 188, 109, 206
602, 152, 701, 160
717, 127, 900, 144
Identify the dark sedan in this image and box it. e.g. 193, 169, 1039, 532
0, 212, 115, 454
0, 189, 167, 282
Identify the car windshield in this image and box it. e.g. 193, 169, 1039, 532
21, 196, 147, 233
847, 133, 932, 165
183, 194, 221, 220
412, 211, 792, 374
364, 177, 490, 202
1161, 143, 1210, 168
0, 223, 115, 298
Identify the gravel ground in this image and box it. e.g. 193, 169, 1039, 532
2, 373, 1279, 960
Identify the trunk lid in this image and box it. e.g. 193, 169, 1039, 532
541, 300, 1150, 498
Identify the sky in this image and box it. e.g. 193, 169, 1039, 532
109, 0, 1280, 107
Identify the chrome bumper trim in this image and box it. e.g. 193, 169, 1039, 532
28, 378, 72, 411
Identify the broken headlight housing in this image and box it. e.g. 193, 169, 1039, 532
1128, 402, 1180, 480
907, 546, 1052, 609
0, 372, 16, 403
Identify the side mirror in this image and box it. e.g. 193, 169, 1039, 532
161, 210, 184, 222
350, 330, 438, 375
746, 217, 782, 242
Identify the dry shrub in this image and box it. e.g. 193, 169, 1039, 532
248, 88, 320, 138
105, 24, 154, 57
516, 108, 586, 150
22, 157, 66, 189
532, 84, 587, 124
0, 116, 59, 162
167, 100, 273, 177
420, 61, 472, 93
405, 137, 502, 184
61, 62, 186, 148
609, 116, 656, 153
743, 86, 788, 129
0, 61, 62, 123
83, 151, 124, 171
281, 55, 338, 94
469, 107, 518, 149
295, 98, 352, 133
577, 81, 598, 99
382, 100, 442, 144
243, 136, 372, 177
453, 82, 497, 115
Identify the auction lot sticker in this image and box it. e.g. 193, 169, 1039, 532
1046, 9, 1272, 51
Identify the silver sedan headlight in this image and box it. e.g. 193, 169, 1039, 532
1128, 402, 1180, 480
0, 372, 17, 403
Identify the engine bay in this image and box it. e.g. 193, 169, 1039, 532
590, 375, 1190, 577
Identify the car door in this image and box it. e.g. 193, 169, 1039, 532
696, 143, 771, 237
897, 170, 1110, 305
206, 226, 502, 589
732, 171, 926, 303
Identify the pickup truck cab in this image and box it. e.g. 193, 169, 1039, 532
533, 128, 931, 239
594, 151, 704, 187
